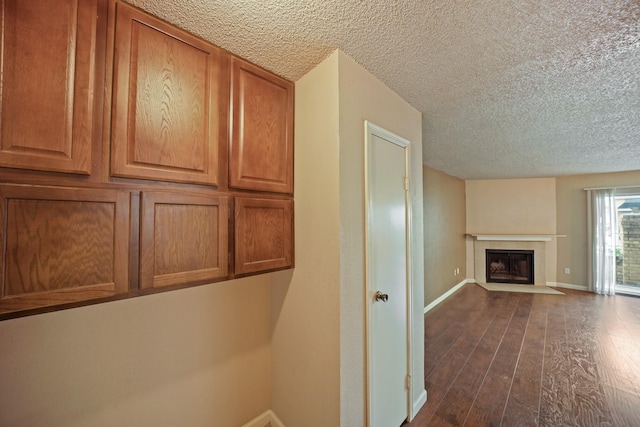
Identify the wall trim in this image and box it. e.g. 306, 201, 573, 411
548, 282, 589, 291
242, 410, 286, 427
424, 279, 469, 314
411, 389, 428, 421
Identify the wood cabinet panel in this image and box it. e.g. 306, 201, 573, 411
0, 185, 130, 313
140, 192, 228, 289
112, 2, 227, 186
0, 2, 295, 319
0, 0, 103, 174
235, 197, 293, 275
230, 58, 294, 194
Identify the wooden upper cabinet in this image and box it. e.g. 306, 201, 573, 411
230, 57, 294, 194
235, 197, 293, 275
111, 3, 227, 186
140, 192, 228, 290
0, 185, 130, 314
0, 0, 104, 175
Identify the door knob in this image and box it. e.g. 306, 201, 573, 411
374, 291, 389, 302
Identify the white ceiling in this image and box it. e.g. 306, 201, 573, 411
131, 0, 640, 179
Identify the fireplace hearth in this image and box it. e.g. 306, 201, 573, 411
486, 249, 534, 285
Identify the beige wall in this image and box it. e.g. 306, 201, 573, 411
423, 166, 466, 306
270, 51, 342, 427
0, 277, 271, 427
556, 170, 640, 287
465, 178, 558, 283
466, 178, 557, 234
456, 172, 640, 288
272, 50, 424, 427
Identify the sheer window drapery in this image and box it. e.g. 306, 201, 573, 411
587, 188, 617, 295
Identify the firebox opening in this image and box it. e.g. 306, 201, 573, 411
486, 249, 534, 285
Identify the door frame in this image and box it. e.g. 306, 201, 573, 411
364, 120, 414, 425
614, 191, 640, 296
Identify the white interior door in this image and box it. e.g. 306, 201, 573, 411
365, 122, 410, 427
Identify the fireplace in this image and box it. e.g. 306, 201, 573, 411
485, 249, 534, 285
471, 235, 550, 286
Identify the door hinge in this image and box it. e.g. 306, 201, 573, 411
405, 374, 411, 389
403, 177, 410, 191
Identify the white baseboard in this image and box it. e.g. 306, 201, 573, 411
269, 411, 285, 427
410, 389, 428, 421
242, 410, 285, 427
424, 279, 470, 314
548, 282, 589, 291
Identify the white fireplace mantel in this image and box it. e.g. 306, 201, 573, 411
468, 234, 566, 242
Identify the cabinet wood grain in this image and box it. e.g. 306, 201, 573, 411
111, 2, 228, 186
0, 0, 104, 175
0, 0, 295, 319
0, 185, 130, 313
230, 57, 294, 194
235, 197, 293, 275
140, 192, 228, 289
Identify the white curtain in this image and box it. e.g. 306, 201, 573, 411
587, 188, 617, 295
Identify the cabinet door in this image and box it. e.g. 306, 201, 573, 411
230, 58, 294, 194
112, 3, 227, 186
235, 198, 293, 275
0, 185, 130, 314
0, 0, 104, 174
140, 192, 228, 290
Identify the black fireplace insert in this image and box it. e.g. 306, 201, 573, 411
485, 249, 534, 284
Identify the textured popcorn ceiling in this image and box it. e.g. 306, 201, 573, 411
131, 0, 640, 179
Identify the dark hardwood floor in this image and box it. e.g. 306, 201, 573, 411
404, 284, 640, 426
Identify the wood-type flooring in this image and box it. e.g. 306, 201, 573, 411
404, 284, 640, 426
